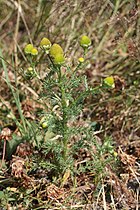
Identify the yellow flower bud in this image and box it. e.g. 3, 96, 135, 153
78, 57, 84, 63
113, 152, 118, 158
39, 114, 53, 129
40, 37, 52, 50
41, 121, 48, 129
40, 116, 48, 129
31, 48, 38, 56
24, 44, 34, 54
27, 67, 33, 72
80, 35, 91, 48
104, 76, 115, 88
49, 43, 64, 58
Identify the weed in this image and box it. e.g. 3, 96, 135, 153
0, 0, 139, 208
21, 35, 117, 179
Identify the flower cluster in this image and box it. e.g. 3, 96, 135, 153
23, 35, 92, 80
24, 44, 38, 56
24, 35, 91, 67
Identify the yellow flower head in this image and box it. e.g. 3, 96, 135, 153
40, 116, 48, 129
24, 44, 34, 54
78, 57, 84, 63
27, 67, 34, 72
40, 37, 52, 50
113, 152, 118, 158
31, 48, 38, 56
104, 76, 115, 88
53, 54, 65, 65
49, 43, 64, 58
80, 35, 91, 48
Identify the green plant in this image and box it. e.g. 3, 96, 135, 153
0, 188, 18, 209
71, 126, 117, 177
22, 35, 117, 178
0, 0, 139, 208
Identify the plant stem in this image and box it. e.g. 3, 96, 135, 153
61, 87, 68, 160
58, 67, 68, 161
1, 140, 6, 168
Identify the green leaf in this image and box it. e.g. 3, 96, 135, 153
6, 135, 23, 160
0, 191, 5, 199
